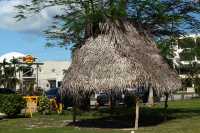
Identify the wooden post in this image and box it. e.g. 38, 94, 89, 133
134, 97, 140, 130
164, 93, 169, 121
148, 87, 154, 106
109, 91, 115, 110
108, 95, 112, 109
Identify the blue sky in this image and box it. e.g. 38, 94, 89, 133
0, 29, 71, 61
0, 0, 71, 61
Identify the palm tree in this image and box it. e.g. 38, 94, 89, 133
0, 59, 20, 89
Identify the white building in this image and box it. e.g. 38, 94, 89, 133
38, 61, 70, 91
171, 34, 200, 93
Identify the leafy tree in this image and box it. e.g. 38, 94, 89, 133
157, 38, 175, 68
14, 0, 200, 52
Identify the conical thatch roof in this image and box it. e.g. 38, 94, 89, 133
62, 21, 181, 98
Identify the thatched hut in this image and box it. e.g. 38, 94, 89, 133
62, 21, 181, 129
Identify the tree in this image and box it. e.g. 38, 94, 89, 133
15, 0, 200, 51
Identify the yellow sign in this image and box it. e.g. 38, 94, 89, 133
23, 96, 39, 118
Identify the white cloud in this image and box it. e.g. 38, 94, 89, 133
0, 0, 62, 34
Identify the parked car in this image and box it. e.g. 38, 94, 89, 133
45, 88, 60, 99
0, 88, 15, 94
45, 88, 62, 103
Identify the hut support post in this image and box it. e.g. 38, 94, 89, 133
109, 91, 117, 112
72, 106, 77, 124
109, 95, 112, 109
148, 87, 154, 106
164, 93, 169, 121
109, 90, 114, 110
134, 97, 140, 130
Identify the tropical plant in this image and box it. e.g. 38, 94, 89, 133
38, 96, 50, 115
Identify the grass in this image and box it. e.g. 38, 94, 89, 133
0, 99, 200, 133
138, 99, 200, 133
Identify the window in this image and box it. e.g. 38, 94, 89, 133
58, 81, 62, 87
52, 69, 56, 73
48, 80, 56, 88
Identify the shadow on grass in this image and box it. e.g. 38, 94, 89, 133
1, 114, 27, 120
67, 105, 200, 129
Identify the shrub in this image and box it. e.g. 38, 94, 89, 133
38, 96, 50, 115
0, 94, 26, 117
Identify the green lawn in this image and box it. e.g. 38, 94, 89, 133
0, 99, 200, 133
138, 99, 200, 133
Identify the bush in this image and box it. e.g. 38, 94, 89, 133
38, 96, 50, 115
0, 94, 26, 117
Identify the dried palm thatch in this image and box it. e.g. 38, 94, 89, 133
61, 21, 181, 100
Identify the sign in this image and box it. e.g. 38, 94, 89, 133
23, 55, 35, 64
23, 96, 39, 117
